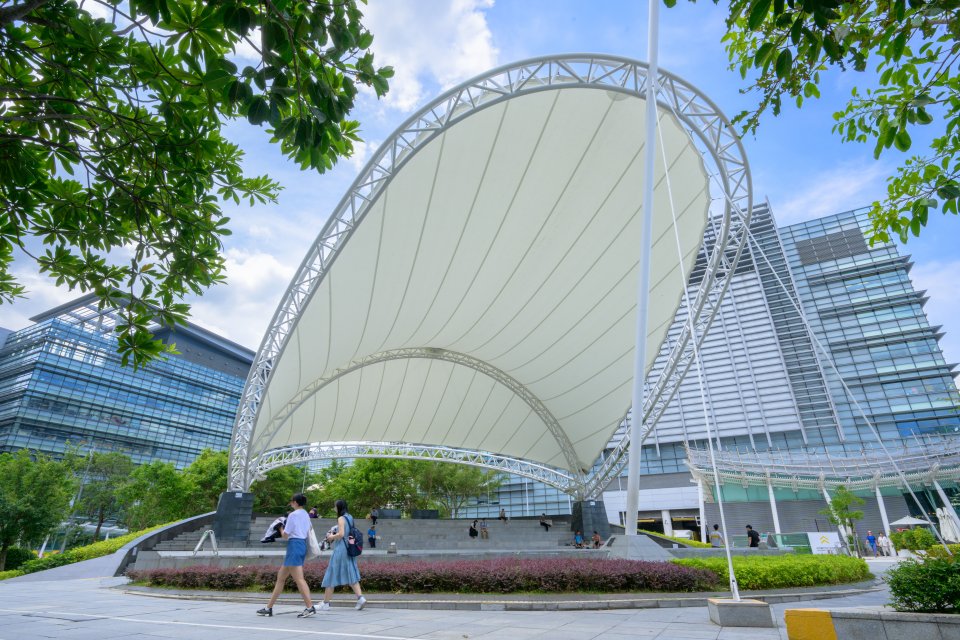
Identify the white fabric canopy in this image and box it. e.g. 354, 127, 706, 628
249, 85, 710, 473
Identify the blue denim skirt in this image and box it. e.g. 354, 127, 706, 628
283, 537, 307, 567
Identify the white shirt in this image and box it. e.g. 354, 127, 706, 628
284, 509, 311, 539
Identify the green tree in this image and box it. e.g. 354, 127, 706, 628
75, 451, 134, 539
0, 0, 392, 367
0, 450, 75, 570
251, 464, 313, 514
819, 485, 866, 557
181, 448, 229, 514
676, 0, 960, 243
312, 458, 425, 517
115, 460, 191, 530
413, 462, 502, 518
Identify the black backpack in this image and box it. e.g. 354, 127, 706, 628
345, 514, 363, 557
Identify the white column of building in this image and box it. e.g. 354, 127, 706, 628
697, 478, 707, 542
874, 485, 891, 536
767, 479, 782, 535
661, 509, 674, 536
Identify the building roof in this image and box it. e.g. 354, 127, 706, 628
30, 292, 255, 364
240, 62, 713, 476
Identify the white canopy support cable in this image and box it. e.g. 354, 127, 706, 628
678, 127, 954, 554
656, 106, 741, 601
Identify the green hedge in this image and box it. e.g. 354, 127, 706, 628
0, 524, 168, 581
924, 544, 960, 559
890, 528, 937, 551
3, 547, 35, 571
639, 530, 712, 549
887, 556, 960, 613
673, 555, 872, 590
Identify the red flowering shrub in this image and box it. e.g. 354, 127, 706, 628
128, 558, 717, 593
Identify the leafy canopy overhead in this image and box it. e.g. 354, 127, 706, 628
0, 0, 392, 367
673, 0, 960, 243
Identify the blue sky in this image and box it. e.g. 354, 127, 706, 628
3, 0, 959, 369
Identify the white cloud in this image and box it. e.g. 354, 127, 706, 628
0, 268, 78, 331
230, 27, 263, 64
348, 138, 381, 172
363, 0, 499, 111
909, 259, 960, 374
186, 248, 298, 349
769, 160, 890, 226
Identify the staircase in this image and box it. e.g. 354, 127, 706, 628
152, 516, 576, 553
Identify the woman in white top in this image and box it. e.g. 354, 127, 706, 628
258, 493, 315, 618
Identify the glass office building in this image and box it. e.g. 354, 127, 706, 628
465, 204, 960, 532
0, 295, 253, 467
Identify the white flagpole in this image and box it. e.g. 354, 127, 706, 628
625, 0, 661, 537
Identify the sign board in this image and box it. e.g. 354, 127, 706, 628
807, 531, 841, 554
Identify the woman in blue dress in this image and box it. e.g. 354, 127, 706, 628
319, 499, 366, 610
257, 493, 315, 618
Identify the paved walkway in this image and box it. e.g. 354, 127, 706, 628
0, 558, 902, 640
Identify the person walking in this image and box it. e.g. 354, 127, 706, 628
499, 508, 508, 524
880, 532, 894, 557
319, 499, 366, 611
257, 493, 315, 618
866, 531, 878, 557
709, 524, 725, 548
370, 507, 378, 526
745, 524, 760, 548
367, 524, 377, 549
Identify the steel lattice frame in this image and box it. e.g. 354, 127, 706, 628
687, 435, 960, 494
228, 54, 752, 494
255, 441, 578, 492
248, 347, 586, 484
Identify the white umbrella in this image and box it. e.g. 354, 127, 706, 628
890, 516, 933, 527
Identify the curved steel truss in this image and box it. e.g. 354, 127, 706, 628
228, 53, 752, 494
687, 435, 960, 493
255, 442, 579, 494
247, 347, 586, 484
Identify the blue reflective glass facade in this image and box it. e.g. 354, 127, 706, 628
490, 205, 960, 522
779, 207, 960, 446
0, 302, 253, 467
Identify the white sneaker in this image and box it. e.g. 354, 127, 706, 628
355, 596, 367, 610
317, 602, 331, 611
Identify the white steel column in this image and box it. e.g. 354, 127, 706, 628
767, 479, 782, 535
875, 485, 891, 536
625, 0, 661, 539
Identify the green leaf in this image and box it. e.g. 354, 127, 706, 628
754, 42, 776, 67
894, 129, 912, 152
747, 0, 773, 29
775, 48, 793, 79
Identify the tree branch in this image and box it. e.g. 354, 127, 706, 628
0, 0, 49, 26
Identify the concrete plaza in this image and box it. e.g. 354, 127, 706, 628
0, 560, 901, 640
